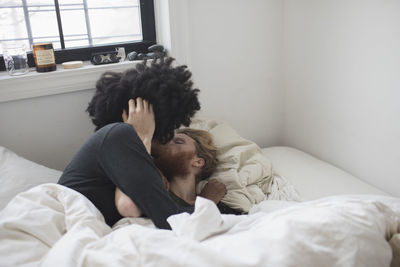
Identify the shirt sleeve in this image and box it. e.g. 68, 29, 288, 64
97, 123, 193, 229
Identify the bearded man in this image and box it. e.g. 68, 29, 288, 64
116, 116, 241, 221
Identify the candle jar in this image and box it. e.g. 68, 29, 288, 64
32, 43, 57, 72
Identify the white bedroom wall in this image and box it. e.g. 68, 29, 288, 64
282, 0, 400, 197
0, 89, 95, 170
183, 0, 284, 149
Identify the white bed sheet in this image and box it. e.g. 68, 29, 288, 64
262, 146, 389, 200
0, 183, 399, 267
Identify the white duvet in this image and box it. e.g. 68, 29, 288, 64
0, 183, 399, 267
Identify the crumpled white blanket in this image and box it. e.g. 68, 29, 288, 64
0, 183, 399, 267
266, 174, 302, 201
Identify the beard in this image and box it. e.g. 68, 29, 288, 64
152, 145, 194, 181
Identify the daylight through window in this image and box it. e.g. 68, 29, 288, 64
0, 0, 155, 70
0, 0, 144, 51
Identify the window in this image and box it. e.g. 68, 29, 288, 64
0, 0, 156, 71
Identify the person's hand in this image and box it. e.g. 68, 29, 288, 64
199, 179, 227, 204
122, 98, 155, 153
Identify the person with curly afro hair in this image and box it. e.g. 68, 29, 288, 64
87, 57, 200, 144
58, 57, 225, 230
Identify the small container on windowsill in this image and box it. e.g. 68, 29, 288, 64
2, 43, 29, 76
32, 43, 57, 72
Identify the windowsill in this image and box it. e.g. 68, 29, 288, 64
0, 60, 139, 103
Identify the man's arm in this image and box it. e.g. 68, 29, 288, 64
199, 179, 227, 204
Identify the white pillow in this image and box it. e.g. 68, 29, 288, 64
0, 146, 62, 210
262, 146, 389, 199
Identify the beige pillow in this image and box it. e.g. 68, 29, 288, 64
189, 118, 273, 212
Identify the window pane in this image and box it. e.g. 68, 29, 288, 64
87, 0, 139, 8
0, 6, 29, 53
88, 6, 142, 46
60, 8, 89, 48
26, 0, 54, 5
64, 38, 88, 48
29, 6, 61, 49
86, 0, 142, 46
58, 0, 82, 4
0, 0, 148, 56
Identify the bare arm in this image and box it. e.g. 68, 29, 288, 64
115, 187, 142, 218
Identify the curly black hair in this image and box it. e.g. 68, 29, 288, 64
86, 57, 200, 143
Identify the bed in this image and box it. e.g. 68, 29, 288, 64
0, 118, 399, 267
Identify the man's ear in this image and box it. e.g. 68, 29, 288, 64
192, 156, 205, 169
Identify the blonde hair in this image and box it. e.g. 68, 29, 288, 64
176, 128, 218, 181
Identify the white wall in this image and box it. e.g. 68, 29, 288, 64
282, 0, 400, 197
178, 0, 284, 148
0, 90, 95, 170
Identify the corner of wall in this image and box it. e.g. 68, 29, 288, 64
154, 0, 190, 66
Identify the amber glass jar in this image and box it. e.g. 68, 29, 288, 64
32, 43, 57, 72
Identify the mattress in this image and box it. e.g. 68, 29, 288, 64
262, 146, 389, 200
0, 145, 389, 210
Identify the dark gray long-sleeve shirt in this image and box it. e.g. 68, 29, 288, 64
58, 122, 193, 229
